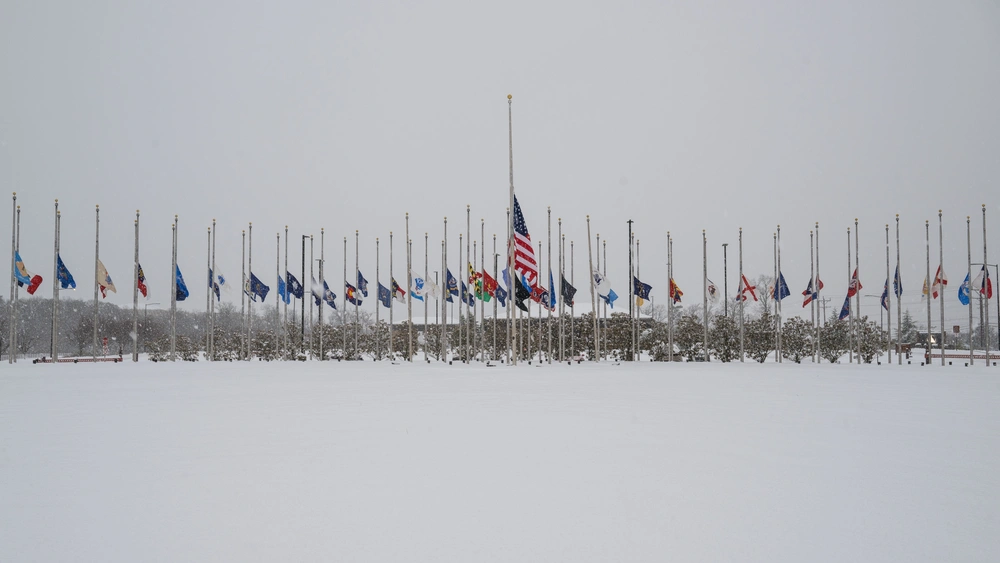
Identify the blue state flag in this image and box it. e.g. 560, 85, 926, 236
378, 282, 392, 308
548, 271, 557, 310
322, 280, 337, 309
446, 269, 459, 301
175, 265, 190, 301
839, 294, 851, 320
250, 272, 270, 302
893, 264, 902, 297
881, 278, 890, 311
286, 272, 304, 299
57, 255, 76, 290
773, 272, 790, 301
495, 285, 508, 307
277, 274, 290, 304
601, 288, 619, 309
461, 281, 475, 308
633, 276, 652, 301
958, 273, 971, 306
358, 271, 369, 297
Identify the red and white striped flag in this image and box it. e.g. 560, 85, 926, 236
509, 195, 538, 284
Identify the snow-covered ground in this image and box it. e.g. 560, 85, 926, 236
2, 360, 998, 562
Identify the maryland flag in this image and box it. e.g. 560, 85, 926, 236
468, 262, 484, 300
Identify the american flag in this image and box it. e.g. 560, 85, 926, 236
510, 195, 538, 284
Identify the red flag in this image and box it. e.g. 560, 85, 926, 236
137, 263, 148, 298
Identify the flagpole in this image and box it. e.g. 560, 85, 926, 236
482, 218, 487, 363
207, 227, 212, 358
7, 192, 14, 364
93, 204, 99, 361
815, 223, 821, 361
703, 229, 709, 362
570, 239, 575, 358
210, 219, 216, 360
406, 213, 412, 362
494, 233, 498, 362
925, 219, 932, 364
847, 226, 852, 364
442, 218, 447, 360
886, 223, 892, 365
353, 231, 359, 357
390, 230, 395, 359
310, 235, 315, 354
968, 215, 974, 366
507, 95, 517, 366
52, 200, 60, 361
249, 223, 255, 359
777, 225, 783, 363
13, 205, 19, 361
302, 234, 307, 349
983, 204, 990, 365
667, 233, 673, 361
546, 209, 552, 363
320, 229, 325, 360
596, 233, 600, 359
810, 229, 815, 362
171, 216, 178, 361
854, 219, 860, 364
603, 239, 608, 357
636, 238, 641, 362
893, 213, 903, 366
375, 236, 380, 359
424, 231, 428, 363
343, 236, 348, 358
240, 228, 245, 360
938, 210, 945, 366
558, 219, 563, 362
587, 215, 597, 361
466, 205, 471, 364
537, 240, 542, 362
459, 232, 464, 361
284, 225, 289, 358
739, 228, 744, 362
274, 232, 280, 357
474, 240, 479, 361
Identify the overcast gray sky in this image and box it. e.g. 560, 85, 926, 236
3, 0, 998, 327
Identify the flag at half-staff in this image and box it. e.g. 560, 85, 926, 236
446, 269, 459, 302
881, 278, 891, 310
706, 279, 719, 304
772, 272, 790, 301
512, 272, 531, 312
893, 265, 902, 298
481, 270, 498, 302
322, 280, 337, 309
208, 268, 221, 301
97, 260, 116, 298
286, 272, 304, 300
249, 273, 269, 302
847, 268, 863, 298
378, 282, 392, 308
461, 281, 475, 308
972, 266, 993, 298
839, 294, 851, 320
735, 274, 757, 302
561, 275, 576, 307
931, 265, 947, 299
593, 268, 617, 308
58, 255, 77, 290
176, 265, 190, 301
13, 251, 43, 295
345, 282, 361, 305
510, 195, 539, 285
959, 273, 972, 306
634, 276, 652, 306
357, 271, 369, 297
390, 278, 406, 303
669, 278, 683, 304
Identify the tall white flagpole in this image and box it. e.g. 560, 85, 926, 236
558, 219, 563, 362
210, 219, 216, 360
494, 234, 498, 361
668, 232, 673, 361
375, 235, 380, 358
886, 223, 892, 364
847, 226, 853, 364
968, 215, 974, 366
815, 223, 821, 361
466, 205, 471, 363
354, 231, 359, 356
284, 226, 289, 357
482, 218, 487, 363
319, 228, 325, 360
424, 231, 428, 362
13, 204, 18, 361
7, 192, 14, 364
406, 213, 412, 361
547, 208, 552, 363
587, 215, 597, 361
938, 210, 945, 365
810, 229, 815, 362
507, 95, 517, 366
893, 213, 903, 366
739, 228, 744, 361
343, 236, 348, 358
595, 233, 600, 359
854, 218, 860, 364
459, 232, 464, 361
248, 222, 254, 359
93, 204, 100, 360
570, 240, 575, 358
240, 229, 245, 359
390, 230, 395, 359
982, 204, 990, 364
52, 200, 60, 361
777, 225, 783, 363
207, 227, 212, 357
441, 218, 447, 360
171, 216, 178, 361
924, 219, 931, 363
132, 210, 139, 362
636, 238, 641, 362
276, 232, 281, 356
703, 230, 709, 361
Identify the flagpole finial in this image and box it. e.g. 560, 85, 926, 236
55, 198, 58, 203
508, 94, 512, 100
96, 204, 99, 209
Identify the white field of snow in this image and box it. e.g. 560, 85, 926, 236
2, 360, 998, 562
